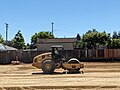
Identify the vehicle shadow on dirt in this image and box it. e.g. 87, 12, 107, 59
32, 71, 83, 75
32, 72, 63, 75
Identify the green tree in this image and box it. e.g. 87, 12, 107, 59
118, 31, 120, 39
74, 34, 81, 48
31, 31, 54, 46
31, 33, 38, 45
81, 30, 110, 49
76, 33, 81, 40
110, 39, 120, 49
0, 34, 5, 44
11, 30, 25, 49
112, 31, 118, 39
25, 43, 30, 49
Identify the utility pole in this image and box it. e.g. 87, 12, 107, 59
51, 22, 54, 36
5, 23, 9, 45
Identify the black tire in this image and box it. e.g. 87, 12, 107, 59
41, 60, 55, 74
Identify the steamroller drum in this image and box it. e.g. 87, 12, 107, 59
67, 58, 80, 72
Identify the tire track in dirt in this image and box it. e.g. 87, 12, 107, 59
0, 62, 120, 89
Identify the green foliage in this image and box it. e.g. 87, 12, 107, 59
76, 33, 81, 40
31, 31, 54, 45
118, 31, 120, 38
0, 34, 5, 44
112, 31, 118, 39
76, 30, 120, 49
106, 31, 120, 49
31, 33, 38, 45
76, 29, 111, 49
23, 43, 31, 49
3, 28, 120, 49
11, 30, 25, 49
108, 39, 120, 49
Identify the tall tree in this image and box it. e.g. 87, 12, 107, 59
0, 34, 5, 44
118, 31, 120, 39
112, 31, 118, 39
110, 39, 120, 49
31, 31, 54, 45
74, 34, 81, 48
11, 30, 25, 49
76, 33, 81, 40
82, 30, 110, 49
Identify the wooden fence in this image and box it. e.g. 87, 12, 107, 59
0, 51, 16, 64
104, 49, 120, 59
0, 49, 120, 64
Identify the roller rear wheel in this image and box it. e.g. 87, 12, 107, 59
41, 60, 55, 74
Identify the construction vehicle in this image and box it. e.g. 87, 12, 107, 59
32, 45, 84, 74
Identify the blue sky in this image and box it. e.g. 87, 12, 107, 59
0, 0, 120, 43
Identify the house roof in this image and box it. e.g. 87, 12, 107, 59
4, 45, 18, 51
37, 38, 77, 44
37, 43, 74, 50
0, 44, 18, 51
0, 44, 6, 52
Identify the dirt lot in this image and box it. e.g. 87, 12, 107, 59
0, 62, 120, 90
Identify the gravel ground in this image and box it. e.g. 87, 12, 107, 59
0, 62, 120, 90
